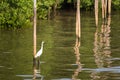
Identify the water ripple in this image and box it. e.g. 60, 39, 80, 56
52, 78, 72, 80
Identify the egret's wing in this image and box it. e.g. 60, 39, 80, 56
35, 49, 42, 58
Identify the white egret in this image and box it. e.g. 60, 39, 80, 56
35, 41, 44, 58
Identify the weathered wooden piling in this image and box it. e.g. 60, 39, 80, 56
104, 0, 107, 18
101, 0, 105, 19
95, 0, 98, 26
76, 0, 81, 43
33, 0, 37, 59
108, 0, 111, 15
101, 0, 111, 19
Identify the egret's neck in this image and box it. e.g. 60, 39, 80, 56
41, 43, 44, 49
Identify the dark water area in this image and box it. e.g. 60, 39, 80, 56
0, 11, 120, 80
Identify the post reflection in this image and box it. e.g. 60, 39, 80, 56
72, 37, 82, 80
33, 60, 44, 80
91, 15, 112, 80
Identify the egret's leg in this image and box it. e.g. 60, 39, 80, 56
33, 57, 37, 66
37, 60, 40, 67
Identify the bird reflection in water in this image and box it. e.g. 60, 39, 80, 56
33, 61, 44, 80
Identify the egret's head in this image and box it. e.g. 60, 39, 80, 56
42, 41, 44, 44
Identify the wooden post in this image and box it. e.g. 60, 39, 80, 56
76, 0, 81, 42
104, 0, 107, 18
101, 0, 105, 19
95, 0, 98, 27
33, 0, 37, 59
101, 0, 108, 19
108, 0, 111, 15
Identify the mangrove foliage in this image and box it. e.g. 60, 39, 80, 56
0, 0, 120, 28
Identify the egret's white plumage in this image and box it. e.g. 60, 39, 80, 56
35, 41, 44, 58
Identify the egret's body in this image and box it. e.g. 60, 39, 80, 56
35, 41, 44, 58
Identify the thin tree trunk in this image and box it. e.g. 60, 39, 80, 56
101, 0, 105, 19
33, 0, 37, 58
76, 0, 81, 42
95, 0, 98, 27
72, 1, 82, 77
104, 0, 107, 18
108, 0, 111, 15
53, 0, 58, 16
